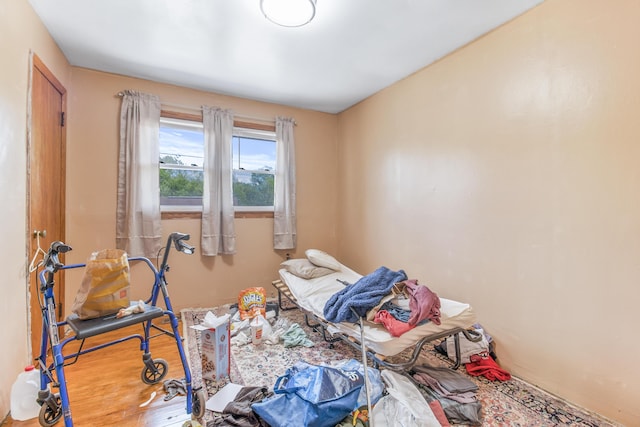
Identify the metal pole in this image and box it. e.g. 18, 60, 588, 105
353, 308, 373, 426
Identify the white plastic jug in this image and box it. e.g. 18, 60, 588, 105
10, 366, 41, 421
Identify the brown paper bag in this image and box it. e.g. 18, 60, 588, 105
71, 249, 130, 319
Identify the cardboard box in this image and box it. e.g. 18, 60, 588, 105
191, 316, 230, 382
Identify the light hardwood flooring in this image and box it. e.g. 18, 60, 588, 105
2, 321, 197, 427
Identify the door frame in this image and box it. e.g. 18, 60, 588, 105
27, 52, 67, 358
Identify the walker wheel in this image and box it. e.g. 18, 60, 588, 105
192, 388, 207, 419
38, 393, 62, 427
141, 358, 169, 384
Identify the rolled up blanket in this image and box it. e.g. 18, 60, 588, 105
323, 266, 407, 323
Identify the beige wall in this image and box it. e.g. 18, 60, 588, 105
0, 0, 71, 418
337, 0, 639, 424
65, 68, 339, 312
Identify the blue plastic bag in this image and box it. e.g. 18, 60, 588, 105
252, 361, 364, 427
334, 358, 384, 408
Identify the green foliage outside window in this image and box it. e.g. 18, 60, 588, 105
160, 155, 203, 197
159, 168, 203, 197
233, 173, 274, 206
160, 155, 274, 206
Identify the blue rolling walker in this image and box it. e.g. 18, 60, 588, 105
34, 232, 206, 426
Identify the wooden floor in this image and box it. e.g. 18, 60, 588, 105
2, 320, 196, 427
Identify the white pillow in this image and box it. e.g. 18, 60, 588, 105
305, 249, 341, 271
280, 259, 335, 279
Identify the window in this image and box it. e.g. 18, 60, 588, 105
159, 116, 276, 212
159, 117, 204, 208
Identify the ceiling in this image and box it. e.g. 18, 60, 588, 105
28, 0, 543, 114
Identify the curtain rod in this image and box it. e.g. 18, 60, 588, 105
116, 92, 276, 124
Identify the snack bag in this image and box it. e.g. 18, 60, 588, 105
238, 287, 266, 320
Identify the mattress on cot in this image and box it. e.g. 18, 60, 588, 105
278, 264, 476, 357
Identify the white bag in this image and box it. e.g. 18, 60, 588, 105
445, 328, 489, 364
371, 370, 441, 427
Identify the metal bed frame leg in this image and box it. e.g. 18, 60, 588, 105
453, 332, 462, 370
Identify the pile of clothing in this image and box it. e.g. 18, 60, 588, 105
436, 325, 511, 382
409, 364, 482, 426
210, 325, 512, 427
323, 266, 442, 337
210, 358, 489, 427
212, 359, 384, 427
212, 359, 466, 427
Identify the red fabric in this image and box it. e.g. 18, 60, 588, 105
428, 400, 451, 426
465, 353, 511, 381
373, 310, 413, 337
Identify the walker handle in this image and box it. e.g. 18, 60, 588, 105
171, 232, 195, 255
43, 241, 72, 273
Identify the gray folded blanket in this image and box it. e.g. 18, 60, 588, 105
323, 266, 407, 323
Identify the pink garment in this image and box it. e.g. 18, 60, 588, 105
374, 310, 413, 337
403, 279, 441, 326
428, 400, 451, 427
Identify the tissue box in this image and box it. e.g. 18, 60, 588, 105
191, 315, 230, 382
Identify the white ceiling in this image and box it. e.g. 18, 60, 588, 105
28, 0, 543, 114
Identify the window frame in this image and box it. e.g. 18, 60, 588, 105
159, 110, 276, 219
159, 116, 205, 212
231, 126, 277, 212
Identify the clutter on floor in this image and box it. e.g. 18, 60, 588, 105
186, 280, 516, 427
183, 305, 615, 427
194, 307, 509, 426
164, 378, 188, 401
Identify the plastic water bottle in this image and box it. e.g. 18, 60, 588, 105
10, 365, 41, 421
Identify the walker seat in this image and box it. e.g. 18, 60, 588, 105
66, 304, 164, 339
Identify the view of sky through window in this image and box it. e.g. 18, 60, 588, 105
159, 119, 276, 171
159, 124, 204, 167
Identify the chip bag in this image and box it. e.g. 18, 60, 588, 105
238, 287, 266, 320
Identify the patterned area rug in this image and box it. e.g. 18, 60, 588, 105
181, 305, 618, 427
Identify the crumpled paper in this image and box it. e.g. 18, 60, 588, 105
202, 311, 230, 328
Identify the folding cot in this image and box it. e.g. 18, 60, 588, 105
272, 254, 482, 371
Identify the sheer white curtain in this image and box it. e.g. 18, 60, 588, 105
116, 90, 162, 257
273, 117, 297, 249
201, 106, 236, 256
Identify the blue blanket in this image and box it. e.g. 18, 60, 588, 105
323, 266, 407, 323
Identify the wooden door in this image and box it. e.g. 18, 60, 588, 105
28, 54, 67, 357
